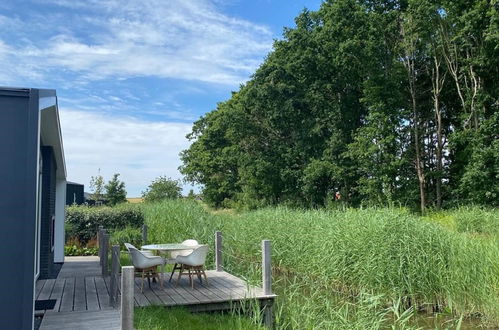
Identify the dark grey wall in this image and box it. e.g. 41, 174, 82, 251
0, 88, 39, 330
40, 146, 56, 278
66, 183, 84, 205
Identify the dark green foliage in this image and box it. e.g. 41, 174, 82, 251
110, 227, 143, 249
180, 0, 498, 210
141, 176, 182, 202
65, 204, 144, 244
105, 173, 127, 206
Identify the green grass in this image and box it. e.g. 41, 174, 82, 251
138, 200, 499, 328
135, 306, 263, 330
424, 206, 499, 237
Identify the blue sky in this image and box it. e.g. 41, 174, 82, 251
0, 0, 321, 196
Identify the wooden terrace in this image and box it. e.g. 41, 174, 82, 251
36, 232, 276, 329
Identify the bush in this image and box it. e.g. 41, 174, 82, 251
66, 204, 144, 244
111, 227, 143, 249
65, 245, 98, 256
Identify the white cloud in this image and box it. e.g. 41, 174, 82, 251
60, 108, 195, 196
1, 0, 273, 85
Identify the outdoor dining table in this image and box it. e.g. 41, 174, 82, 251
141, 243, 200, 253
141, 243, 200, 280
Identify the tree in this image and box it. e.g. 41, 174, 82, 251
89, 170, 105, 202
105, 173, 127, 206
180, 0, 498, 210
141, 176, 182, 202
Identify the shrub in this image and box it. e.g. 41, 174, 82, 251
111, 227, 143, 249
65, 245, 98, 256
66, 204, 144, 244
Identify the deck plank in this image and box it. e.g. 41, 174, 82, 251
94, 276, 112, 310
40, 310, 120, 330
85, 277, 100, 311
73, 277, 87, 311
38, 279, 56, 300
157, 281, 189, 305
35, 279, 46, 300
49, 278, 66, 312
132, 278, 152, 307
59, 277, 75, 312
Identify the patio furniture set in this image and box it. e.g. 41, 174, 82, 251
124, 240, 209, 292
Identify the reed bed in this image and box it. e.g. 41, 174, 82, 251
142, 200, 499, 328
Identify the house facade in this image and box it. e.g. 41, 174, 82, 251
66, 181, 85, 205
0, 87, 66, 329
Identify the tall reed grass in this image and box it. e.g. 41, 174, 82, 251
142, 200, 499, 328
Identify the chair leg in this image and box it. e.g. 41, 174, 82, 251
141, 270, 145, 293
169, 263, 178, 282
195, 267, 202, 283
176, 264, 183, 287
159, 270, 163, 288
201, 267, 208, 285
188, 268, 193, 289
147, 271, 152, 288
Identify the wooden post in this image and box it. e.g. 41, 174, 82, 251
102, 233, 109, 276
262, 299, 274, 329
215, 231, 222, 271
142, 224, 148, 245
98, 226, 104, 265
121, 266, 134, 330
262, 240, 273, 328
262, 240, 272, 295
109, 245, 120, 307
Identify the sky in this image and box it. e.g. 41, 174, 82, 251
1, 0, 322, 197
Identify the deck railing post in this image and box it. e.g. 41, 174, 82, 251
121, 266, 134, 330
262, 239, 273, 328
215, 231, 222, 271
98, 226, 104, 265
110, 245, 120, 307
102, 233, 109, 276
262, 240, 272, 295
142, 224, 148, 245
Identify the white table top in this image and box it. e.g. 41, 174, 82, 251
141, 243, 199, 251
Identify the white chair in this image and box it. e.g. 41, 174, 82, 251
168, 239, 199, 282
125, 243, 164, 292
175, 245, 209, 289
124, 243, 154, 257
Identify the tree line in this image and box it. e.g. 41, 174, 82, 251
180, 0, 498, 212
88, 172, 184, 205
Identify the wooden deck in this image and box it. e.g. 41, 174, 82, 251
36, 256, 275, 329
131, 270, 275, 312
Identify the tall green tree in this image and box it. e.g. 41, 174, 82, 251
180, 0, 498, 210
105, 173, 127, 206
141, 176, 182, 202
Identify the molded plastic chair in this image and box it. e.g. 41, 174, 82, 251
125, 243, 164, 292
124, 243, 153, 257
168, 239, 199, 282
175, 245, 209, 289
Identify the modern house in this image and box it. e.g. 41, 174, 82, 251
0, 87, 66, 329
66, 181, 84, 205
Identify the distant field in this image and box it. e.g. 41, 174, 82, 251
126, 197, 143, 203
